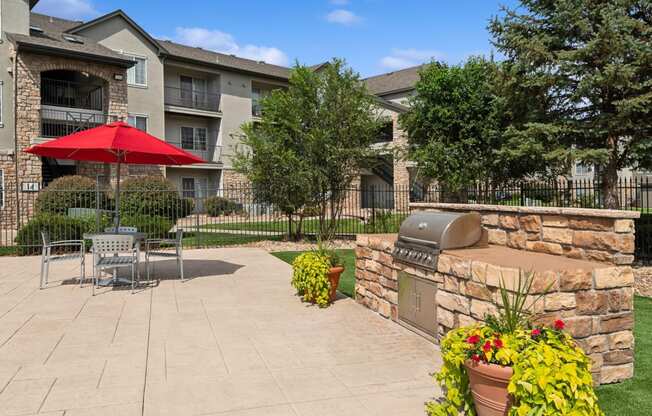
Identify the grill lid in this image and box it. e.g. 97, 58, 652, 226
398, 211, 482, 250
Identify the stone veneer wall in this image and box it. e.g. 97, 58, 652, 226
411, 203, 639, 266
355, 205, 640, 385
4, 49, 130, 228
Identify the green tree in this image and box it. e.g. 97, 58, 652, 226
234, 59, 381, 239
399, 57, 546, 198
490, 1, 652, 208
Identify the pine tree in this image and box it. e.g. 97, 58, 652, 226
490, 1, 652, 208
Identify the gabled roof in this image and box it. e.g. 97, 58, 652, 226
157, 39, 291, 81
363, 64, 425, 96
9, 13, 135, 68
66, 9, 168, 55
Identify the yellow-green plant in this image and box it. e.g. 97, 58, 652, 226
426, 324, 603, 416
291, 252, 332, 307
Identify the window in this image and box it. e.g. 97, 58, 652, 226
126, 55, 147, 87
182, 177, 195, 198
575, 163, 594, 176
127, 114, 147, 131
0, 169, 4, 209
180, 127, 208, 151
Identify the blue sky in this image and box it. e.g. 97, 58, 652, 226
33, 0, 520, 77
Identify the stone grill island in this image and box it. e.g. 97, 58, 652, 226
355, 203, 640, 385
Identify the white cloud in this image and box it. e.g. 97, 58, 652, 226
173, 27, 289, 66
33, 0, 98, 20
380, 48, 445, 70
325, 9, 361, 25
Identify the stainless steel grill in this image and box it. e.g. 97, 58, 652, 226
392, 211, 483, 270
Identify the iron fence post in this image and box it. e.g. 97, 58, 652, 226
371, 185, 376, 233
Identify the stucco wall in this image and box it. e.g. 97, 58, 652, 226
76, 15, 166, 140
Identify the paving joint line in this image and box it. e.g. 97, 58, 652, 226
111, 299, 127, 344
37, 377, 57, 414
43, 333, 65, 365
140, 288, 153, 416
96, 359, 108, 389
0, 366, 21, 396
0, 314, 35, 349
200, 298, 230, 374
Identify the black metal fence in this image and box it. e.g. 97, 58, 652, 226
1, 177, 650, 263
415, 177, 652, 264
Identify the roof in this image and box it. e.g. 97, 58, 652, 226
363, 65, 425, 96
157, 39, 291, 81
373, 96, 409, 113
67, 10, 167, 55
9, 14, 135, 68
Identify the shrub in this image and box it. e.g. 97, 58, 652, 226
291, 252, 332, 307
205, 196, 243, 217
15, 213, 99, 255
119, 176, 194, 221
36, 175, 108, 215
121, 215, 173, 239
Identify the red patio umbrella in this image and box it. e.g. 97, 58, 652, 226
25, 121, 206, 228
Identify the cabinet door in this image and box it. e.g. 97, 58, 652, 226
398, 272, 416, 324
414, 279, 438, 337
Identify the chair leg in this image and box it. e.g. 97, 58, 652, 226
43, 259, 50, 289
92, 265, 96, 296
40, 255, 46, 289
131, 263, 135, 294
80, 254, 85, 288
179, 253, 184, 281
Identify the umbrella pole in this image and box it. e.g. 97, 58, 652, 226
114, 160, 121, 230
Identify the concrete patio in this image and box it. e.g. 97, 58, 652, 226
0, 248, 441, 415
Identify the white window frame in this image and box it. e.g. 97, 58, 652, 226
127, 113, 148, 132
124, 53, 148, 87
180, 126, 208, 151
181, 177, 196, 198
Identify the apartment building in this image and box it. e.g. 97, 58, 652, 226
0, 1, 292, 223
0, 1, 426, 225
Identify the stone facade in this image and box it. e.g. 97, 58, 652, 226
3, 49, 131, 227
391, 113, 410, 211
634, 266, 652, 297
411, 203, 640, 266
355, 234, 635, 385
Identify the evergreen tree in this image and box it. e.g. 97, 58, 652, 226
490, 0, 652, 208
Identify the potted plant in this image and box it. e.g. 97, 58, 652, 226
290, 244, 344, 307
427, 272, 603, 416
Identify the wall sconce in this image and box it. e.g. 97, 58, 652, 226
114, 74, 124, 81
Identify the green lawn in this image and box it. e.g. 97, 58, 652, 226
201, 215, 407, 235
271, 249, 356, 298
597, 295, 652, 415
182, 232, 282, 247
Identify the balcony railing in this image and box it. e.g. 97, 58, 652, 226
167, 141, 223, 164
164, 86, 220, 112
41, 78, 104, 111
40, 107, 115, 138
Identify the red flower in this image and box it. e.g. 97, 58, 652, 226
471, 354, 481, 363
554, 320, 565, 330
531, 328, 541, 337
482, 341, 492, 352
493, 339, 504, 349
467, 335, 481, 345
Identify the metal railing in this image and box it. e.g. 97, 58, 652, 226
166, 141, 223, 164
1, 178, 650, 263
164, 86, 220, 112
40, 107, 115, 138
41, 78, 104, 111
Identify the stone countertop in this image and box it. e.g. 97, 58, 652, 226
410, 202, 641, 219
444, 245, 609, 274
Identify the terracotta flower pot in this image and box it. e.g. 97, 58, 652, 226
464, 360, 513, 416
327, 266, 344, 302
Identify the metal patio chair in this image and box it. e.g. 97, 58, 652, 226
145, 229, 184, 282
104, 226, 138, 233
91, 234, 140, 295
40, 231, 85, 289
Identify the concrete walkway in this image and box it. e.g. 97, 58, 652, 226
0, 248, 441, 415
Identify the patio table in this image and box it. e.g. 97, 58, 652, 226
84, 232, 147, 286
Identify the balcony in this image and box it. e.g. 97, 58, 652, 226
40, 107, 115, 138
164, 86, 221, 116
41, 78, 104, 111
166, 140, 223, 166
